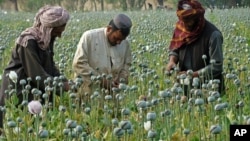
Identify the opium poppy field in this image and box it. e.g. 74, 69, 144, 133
0, 8, 250, 141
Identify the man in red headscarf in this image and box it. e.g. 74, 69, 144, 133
165, 0, 224, 95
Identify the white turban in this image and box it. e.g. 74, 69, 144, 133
16, 5, 70, 50
34, 5, 70, 28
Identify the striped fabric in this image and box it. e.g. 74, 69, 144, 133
169, 0, 205, 50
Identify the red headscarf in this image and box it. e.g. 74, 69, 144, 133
169, 0, 205, 50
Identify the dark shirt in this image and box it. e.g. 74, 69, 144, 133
0, 39, 64, 104
169, 30, 223, 77
169, 20, 224, 93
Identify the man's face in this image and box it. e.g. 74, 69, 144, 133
182, 18, 198, 32
51, 24, 66, 38
107, 26, 126, 46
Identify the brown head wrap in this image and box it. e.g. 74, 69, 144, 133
16, 5, 70, 50
169, 0, 205, 50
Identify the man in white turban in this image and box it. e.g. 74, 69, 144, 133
0, 5, 70, 133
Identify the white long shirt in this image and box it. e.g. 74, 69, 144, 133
73, 27, 132, 87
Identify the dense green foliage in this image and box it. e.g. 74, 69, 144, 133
0, 8, 250, 141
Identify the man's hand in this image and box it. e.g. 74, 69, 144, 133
165, 55, 178, 75
101, 78, 119, 90
166, 62, 176, 71
164, 61, 176, 76
63, 82, 70, 91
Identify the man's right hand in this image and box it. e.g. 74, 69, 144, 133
166, 62, 176, 71
101, 78, 119, 90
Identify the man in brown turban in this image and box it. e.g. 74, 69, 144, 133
0, 5, 70, 133
165, 0, 224, 96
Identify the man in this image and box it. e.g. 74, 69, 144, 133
0, 5, 70, 133
165, 0, 224, 94
72, 14, 132, 99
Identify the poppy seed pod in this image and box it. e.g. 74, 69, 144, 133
127, 128, 134, 134
84, 107, 91, 114
27, 77, 32, 82
161, 109, 171, 117
119, 120, 132, 130
31, 88, 40, 95
28, 127, 33, 133
137, 101, 147, 109
238, 101, 244, 107
21, 100, 28, 106
19, 79, 27, 85
25, 84, 31, 90
210, 125, 222, 134
35, 76, 41, 81
75, 125, 83, 133
151, 98, 159, 105
147, 130, 157, 138
39, 129, 49, 138
105, 95, 112, 100
146, 101, 152, 108
179, 74, 187, 79
7, 121, 17, 128
59, 105, 66, 112
211, 91, 220, 98
116, 94, 124, 101
112, 118, 119, 126
63, 128, 70, 135
146, 112, 156, 121
202, 54, 207, 59
183, 128, 190, 135
42, 93, 48, 99
16, 117, 22, 123
176, 94, 181, 101
225, 73, 235, 79
221, 102, 229, 108
187, 70, 193, 76
188, 98, 195, 105
66, 120, 77, 128
121, 108, 130, 116
69, 93, 77, 99
0, 107, 6, 112
192, 77, 200, 87
119, 83, 127, 90
194, 89, 202, 97
207, 96, 216, 103
214, 103, 224, 111
113, 127, 124, 137
194, 98, 204, 106
158, 90, 171, 98
130, 85, 138, 91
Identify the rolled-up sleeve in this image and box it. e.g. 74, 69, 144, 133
169, 50, 179, 57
